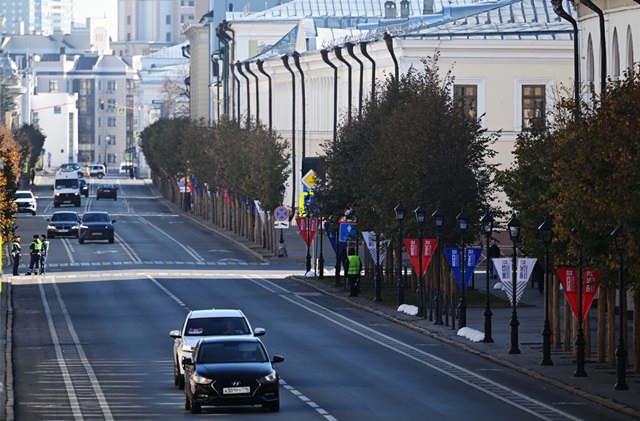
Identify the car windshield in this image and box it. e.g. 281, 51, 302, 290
51, 213, 77, 222
197, 342, 267, 364
13, 192, 32, 199
55, 179, 79, 189
185, 317, 250, 336
83, 213, 110, 223
99, 184, 114, 189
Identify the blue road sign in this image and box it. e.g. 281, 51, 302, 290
274, 206, 289, 221
339, 222, 357, 242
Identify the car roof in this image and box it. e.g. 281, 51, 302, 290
188, 309, 246, 319
198, 336, 262, 345
15, 190, 34, 194
83, 211, 110, 216
52, 211, 78, 216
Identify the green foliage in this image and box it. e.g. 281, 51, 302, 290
14, 123, 46, 172
0, 126, 23, 238
316, 57, 499, 245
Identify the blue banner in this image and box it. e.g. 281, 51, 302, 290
444, 247, 483, 289
325, 223, 338, 253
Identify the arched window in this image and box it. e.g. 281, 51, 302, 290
612, 28, 620, 80
627, 25, 634, 73
587, 35, 595, 83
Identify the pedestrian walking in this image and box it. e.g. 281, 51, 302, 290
488, 239, 500, 279
11, 235, 21, 276
25, 234, 42, 275
347, 248, 362, 297
39, 234, 49, 274
30, 168, 36, 185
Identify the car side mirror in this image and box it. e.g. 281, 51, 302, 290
169, 330, 181, 339
271, 355, 284, 364
51, 186, 54, 190
253, 328, 266, 337
182, 357, 193, 366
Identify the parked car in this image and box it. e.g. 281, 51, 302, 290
88, 164, 106, 178
13, 190, 37, 215
183, 337, 283, 413
170, 309, 265, 390
78, 211, 116, 244
60, 163, 83, 177
79, 179, 89, 197
47, 211, 81, 238
96, 183, 117, 200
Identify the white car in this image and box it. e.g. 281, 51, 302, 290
13, 190, 38, 215
169, 309, 265, 389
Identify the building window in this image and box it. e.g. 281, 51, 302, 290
166, 32, 172, 42
166, 15, 171, 24
107, 135, 116, 145
33, 112, 39, 127
127, 15, 131, 25
49, 80, 59, 93
454, 85, 477, 120
54, 106, 61, 114
522, 85, 546, 128
107, 153, 117, 164
107, 80, 117, 91
107, 117, 117, 127
127, 33, 131, 41
107, 99, 116, 111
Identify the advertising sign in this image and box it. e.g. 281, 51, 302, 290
404, 239, 438, 276
556, 267, 601, 321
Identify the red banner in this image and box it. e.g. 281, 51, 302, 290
296, 217, 318, 246
556, 267, 601, 321
403, 238, 438, 276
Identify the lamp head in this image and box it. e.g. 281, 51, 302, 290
507, 213, 521, 241
611, 225, 624, 253
414, 203, 426, 224
432, 206, 445, 229
538, 215, 553, 245
480, 209, 494, 235
456, 208, 469, 232
394, 202, 407, 222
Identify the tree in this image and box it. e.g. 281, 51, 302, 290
0, 126, 24, 238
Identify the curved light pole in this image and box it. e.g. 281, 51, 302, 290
432, 206, 445, 325
395, 203, 407, 306
414, 203, 427, 318
507, 214, 521, 354
611, 226, 628, 390
480, 210, 494, 342
456, 209, 469, 328
538, 216, 553, 365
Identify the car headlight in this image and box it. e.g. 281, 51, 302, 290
192, 373, 213, 385
259, 370, 277, 384
55, 192, 60, 197
72, 224, 79, 229
181, 345, 194, 353
74, 192, 79, 196
47, 225, 55, 230
80, 224, 88, 229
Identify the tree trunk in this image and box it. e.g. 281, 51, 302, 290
564, 295, 571, 352
608, 287, 616, 366
634, 290, 639, 373
597, 287, 606, 363
553, 272, 561, 348
584, 316, 591, 358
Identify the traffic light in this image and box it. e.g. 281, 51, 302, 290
99, 99, 105, 110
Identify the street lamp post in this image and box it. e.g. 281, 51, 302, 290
507, 213, 521, 354
611, 226, 628, 390
395, 203, 407, 306
432, 206, 445, 325
572, 228, 587, 377
305, 192, 311, 273
538, 216, 553, 365
278, 184, 287, 257
457, 209, 469, 328
480, 209, 494, 342
318, 218, 325, 279
334, 224, 341, 287
415, 203, 427, 318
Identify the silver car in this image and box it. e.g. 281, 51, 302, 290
169, 309, 265, 390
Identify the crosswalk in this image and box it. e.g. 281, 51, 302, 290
42, 259, 266, 268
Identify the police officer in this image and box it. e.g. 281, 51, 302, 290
347, 248, 362, 297
39, 234, 49, 275
11, 235, 21, 276
25, 234, 42, 275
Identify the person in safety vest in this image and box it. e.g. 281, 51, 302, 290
39, 234, 50, 275
347, 248, 362, 297
11, 235, 22, 276
25, 234, 42, 275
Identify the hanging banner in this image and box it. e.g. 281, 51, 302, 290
325, 223, 338, 253
361, 231, 391, 265
404, 238, 438, 276
445, 248, 483, 290
296, 217, 318, 246
556, 267, 602, 321
493, 257, 537, 305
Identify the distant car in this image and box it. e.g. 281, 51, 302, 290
13, 190, 38, 215
79, 178, 89, 197
183, 336, 283, 413
78, 211, 116, 244
170, 309, 265, 390
88, 164, 106, 178
96, 183, 117, 200
60, 163, 83, 177
47, 211, 81, 238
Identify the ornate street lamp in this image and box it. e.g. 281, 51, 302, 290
432, 206, 445, 325
278, 184, 287, 257
305, 192, 312, 273
611, 226, 629, 390
507, 213, 521, 354
456, 209, 469, 328
415, 203, 427, 318
538, 216, 553, 365
480, 209, 494, 342
571, 227, 587, 377
394, 202, 407, 306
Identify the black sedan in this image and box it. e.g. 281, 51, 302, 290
79, 179, 89, 197
183, 337, 283, 414
78, 211, 116, 244
96, 183, 117, 200
47, 211, 81, 238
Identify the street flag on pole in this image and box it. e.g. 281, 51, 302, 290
556, 267, 601, 321
361, 231, 391, 265
445, 248, 483, 289
493, 257, 536, 305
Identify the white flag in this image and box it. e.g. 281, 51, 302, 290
492, 257, 537, 305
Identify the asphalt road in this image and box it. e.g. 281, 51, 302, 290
5, 175, 635, 420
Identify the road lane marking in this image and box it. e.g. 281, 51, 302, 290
138, 216, 205, 262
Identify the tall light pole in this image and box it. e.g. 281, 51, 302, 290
414, 203, 427, 318
305, 192, 311, 273
611, 226, 628, 390
456, 209, 469, 328
395, 202, 407, 306
432, 206, 445, 325
507, 213, 521, 354
480, 209, 494, 342
538, 216, 553, 365
278, 184, 287, 257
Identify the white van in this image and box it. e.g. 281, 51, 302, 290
53, 169, 81, 207
119, 162, 136, 174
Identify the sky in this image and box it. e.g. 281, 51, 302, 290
74, 0, 118, 39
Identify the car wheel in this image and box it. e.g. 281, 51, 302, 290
49, 233, 54, 239
108, 237, 114, 244
114, 197, 117, 201
54, 203, 60, 208
32, 211, 36, 216
79, 238, 84, 244
184, 395, 191, 411
96, 197, 100, 200
264, 400, 280, 412
98, 174, 104, 179
190, 401, 201, 414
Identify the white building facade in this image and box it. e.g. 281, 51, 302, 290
31, 92, 79, 167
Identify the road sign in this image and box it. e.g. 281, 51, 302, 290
117, 106, 126, 116
301, 170, 317, 192
274, 206, 289, 222
339, 222, 357, 243
274, 220, 289, 229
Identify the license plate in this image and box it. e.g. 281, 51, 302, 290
63, 200, 71, 203
223, 386, 250, 394
92, 232, 103, 236
58, 229, 68, 233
